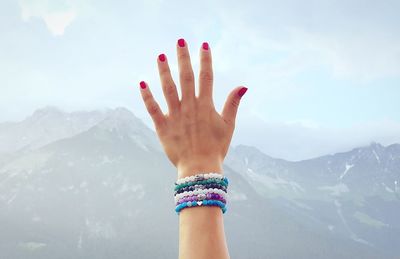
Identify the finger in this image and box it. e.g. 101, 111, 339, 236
221, 86, 248, 125
176, 38, 195, 101
198, 42, 213, 100
157, 53, 180, 114
139, 81, 166, 130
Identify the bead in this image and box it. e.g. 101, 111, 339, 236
174, 173, 229, 214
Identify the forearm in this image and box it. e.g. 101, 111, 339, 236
177, 161, 230, 259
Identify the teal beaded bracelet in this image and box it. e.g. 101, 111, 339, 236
174, 178, 228, 192
175, 199, 227, 214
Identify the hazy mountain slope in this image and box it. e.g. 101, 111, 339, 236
0, 106, 156, 154
226, 143, 400, 257
0, 107, 397, 258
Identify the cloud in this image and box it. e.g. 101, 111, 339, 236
210, 0, 400, 82
1, 0, 399, 162
286, 27, 400, 81
19, 0, 77, 36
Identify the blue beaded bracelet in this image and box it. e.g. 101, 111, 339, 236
175, 199, 227, 214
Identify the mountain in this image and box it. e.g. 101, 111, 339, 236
0, 106, 157, 154
0, 107, 398, 258
226, 142, 400, 199
0, 106, 106, 154
226, 142, 400, 257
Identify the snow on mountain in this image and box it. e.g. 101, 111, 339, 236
0, 106, 163, 157
0, 106, 109, 154
226, 142, 400, 257
227, 142, 400, 199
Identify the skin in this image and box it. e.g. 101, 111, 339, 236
139, 39, 247, 259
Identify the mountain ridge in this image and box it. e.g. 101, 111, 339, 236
2, 106, 399, 163
0, 106, 399, 258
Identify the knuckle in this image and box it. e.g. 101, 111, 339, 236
178, 51, 189, 60
181, 71, 194, 83
198, 99, 214, 113
160, 67, 170, 78
223, 116, 235, 126
142, 93, 152, 103
181, 104, 194, 119
164, 84, 176, 97
201, 54, 212, 64
148, 103, 159, 115
231, 98, 240, 108
181, 105, 191, 115
198, 97, 212, 107
200, 70, 213, 83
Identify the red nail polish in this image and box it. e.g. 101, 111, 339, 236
238, 87, 248, 97
140, 81, 146, 89
178, 38, 185, 47
202, 42, 209, 50
158, 53, 166, 62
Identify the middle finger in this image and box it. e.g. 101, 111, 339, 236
176, 38, 195, 102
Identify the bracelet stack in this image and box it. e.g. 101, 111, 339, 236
174, 173, 229, 215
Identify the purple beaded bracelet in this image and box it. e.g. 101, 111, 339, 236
176, 193, 226, 206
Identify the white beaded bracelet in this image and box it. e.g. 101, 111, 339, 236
175, 172, 224, 185
174, 188, 227, 203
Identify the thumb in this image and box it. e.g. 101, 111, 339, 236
221, 86, 248, 125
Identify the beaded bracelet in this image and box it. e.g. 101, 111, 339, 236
174, 188, 227, 202
174, 173, 229, 215
175, 173, 225, 185
175, 200, 227, 214
174, 178, 228, 191
174, 183, 227, 195
174, 190, 227, 203
176, 193, 226, 206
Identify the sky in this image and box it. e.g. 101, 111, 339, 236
0, 0, 399, 161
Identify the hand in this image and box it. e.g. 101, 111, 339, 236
139, 39, 247, 179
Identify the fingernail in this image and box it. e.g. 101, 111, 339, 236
158, 53, 166, 62
140, 81, 146, 89
238, 87, 248, 97
178, 38, 185, 47
202, 42, 209, 50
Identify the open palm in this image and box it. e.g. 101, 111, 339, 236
139, 39, 247, 178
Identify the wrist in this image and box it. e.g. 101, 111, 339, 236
177, 158, 223, 179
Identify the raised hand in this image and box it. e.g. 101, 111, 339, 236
139, 39, 247, 178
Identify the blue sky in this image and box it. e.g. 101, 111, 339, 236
1, 0, 399, 160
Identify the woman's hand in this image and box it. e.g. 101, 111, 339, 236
139, 39, 247, 179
